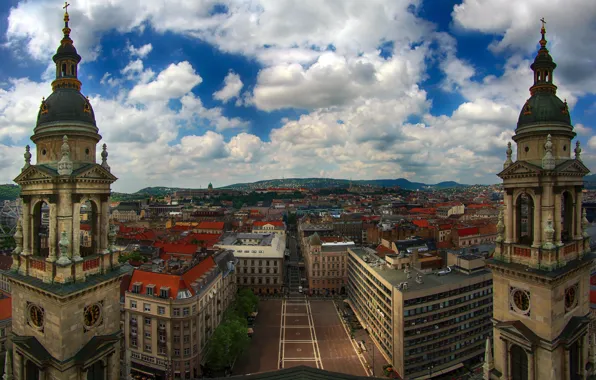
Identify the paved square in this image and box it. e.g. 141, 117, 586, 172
234, 297, 368, 377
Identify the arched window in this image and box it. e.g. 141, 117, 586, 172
86, 360, 105, 380
61, 63, 67, 77
71, 64, 76, 76
32, 201, 50, 258
561, 191, 574, 243
80, 200, 98, 257
510, 344, 528, 380
515, 193, 534, 244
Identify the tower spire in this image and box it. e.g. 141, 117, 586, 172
529, 17, 557, 96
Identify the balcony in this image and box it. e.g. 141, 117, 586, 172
130, 319, 137, 326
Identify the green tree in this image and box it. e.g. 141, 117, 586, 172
206, 324, 232, 371
227, 318, 250, 366
118, 251, 147, 264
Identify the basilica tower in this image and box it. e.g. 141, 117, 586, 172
485, 21, 593, 380
3, 4, 128, 380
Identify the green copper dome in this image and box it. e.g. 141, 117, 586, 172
516, 92, 571, 129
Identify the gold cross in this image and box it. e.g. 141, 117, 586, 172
63, 2, 70, 13
540, 17, 546, 28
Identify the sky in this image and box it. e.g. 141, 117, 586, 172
0, 0, 595, 193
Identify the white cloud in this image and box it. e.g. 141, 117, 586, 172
213, 72, 243, 103
128, 43, 153, 58
128, 61, 202, 104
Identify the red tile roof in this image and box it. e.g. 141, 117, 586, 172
197, 221, 225, 231
456, 227, 479, 237
412, 219, 429, 228
154, 242, 198, 255
410, 208, 436, 215
0, 255, 13, 271
180, 233, 222, 248
375, 244, 395, 258
0, 296, 11, 321
128, 256, 217, 299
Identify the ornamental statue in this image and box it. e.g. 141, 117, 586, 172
542, 134, 555, 170
583, 208, 590, 238
543, 215, 556, 250
22, 145, 31, 172
496, 207, 505, 243
57, 135, 73, 176
503, 142, 513, 169
57, 230, 72, 265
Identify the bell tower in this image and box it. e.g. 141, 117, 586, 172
485, 20, 594, 380
2, 4, 129, 380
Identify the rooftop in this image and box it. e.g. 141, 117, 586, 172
349, 247, 490, 294
218, 232, 276, 246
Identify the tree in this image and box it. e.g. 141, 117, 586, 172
206, 324, 232, 371
118, 251, 147, 264
227, 318, 250, 365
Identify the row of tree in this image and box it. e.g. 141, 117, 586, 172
204, 289, 259, 373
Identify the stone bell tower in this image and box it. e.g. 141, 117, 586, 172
2, 4, 128, 380
485, 20, 594, 380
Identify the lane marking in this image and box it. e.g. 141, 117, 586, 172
333, 300, 371, 376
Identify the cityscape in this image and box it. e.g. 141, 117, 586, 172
0, 1, 596, 380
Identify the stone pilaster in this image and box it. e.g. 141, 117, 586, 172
100, 199, 110, 253
47, 203, 57, 262
21, 202, 31, 256
554, 193, 562, 246
502, 339, 510, 380
532, 193, 542, 248
528, 350, 535, 380
575, 189, 583, 240
505, 191, 513, 243
72, 200, 81, 261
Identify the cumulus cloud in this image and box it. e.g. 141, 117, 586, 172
213, 72, 243, 103
1, 0, 594, 190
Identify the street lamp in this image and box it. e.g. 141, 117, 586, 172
428, 364, 434, 379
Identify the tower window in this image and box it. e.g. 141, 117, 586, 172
71, 64, 75, 76
524, 146, 529, 153
61, 64, 67, 77
85, 148, 90, 155
563, 145, 567, 151
41, 149, 47, 156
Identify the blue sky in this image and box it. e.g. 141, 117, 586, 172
0, 0, 595, 192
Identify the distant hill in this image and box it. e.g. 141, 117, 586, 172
221, 177, 469, 191
585, 174, 596, 189
0, 184, 20, 202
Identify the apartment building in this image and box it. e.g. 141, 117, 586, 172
252, 220, 286, 237
0, 294, 10, 376
124, 250, 237, 379
215, 233, 285, 294
347, 247, 493, 379
304, 233, 354, 295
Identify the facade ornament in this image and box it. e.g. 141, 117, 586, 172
543, 215, 556, 250
3, 346, 13, 380
583, 208, 590, 238
57, 135, 73, 176
574, 140, 582, 161
11, 219, 23, 271
22, 145, 31, 171
101, 143, 111, 172
56, 230, 72, 265
503, 142, 513, 169
496, 207, 505, 243
108, 223, 117, 252
542, 134, 555, 170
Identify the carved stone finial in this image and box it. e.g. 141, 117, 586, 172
542, 134, 555, 170
101, 143, 111, 172
483, 337, 494, 376
10, 219, 23, 271
56, 231, 72, 265
108, 223, 118, 253
503, 142, 513, 169
57, 135, 73, 176
3, 345, 14, 380
583, 208, 590, 238
574, 140, 582, 161
22, 146, 31, 172
543, 214, 556, 250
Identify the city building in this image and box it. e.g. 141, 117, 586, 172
215, 233, 285, 294
2, 6, 128, 379
252, 220, 286, 237
304, 233, 354, 295
485, 23, 594, 380
452, 225, 498, 249
348, 247, 493, 379
0, 294, 11, 376
436, 203, 465, 218
124, 250, 236, 379
111, 201, 145, 222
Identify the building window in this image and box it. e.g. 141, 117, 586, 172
145, 331, 151, 338
158, 306, 165, 315
145, 317, 151, 326
131, 339, 137, 347
144, 303, 151, 312
144, 344, 151, 352
174, 349, 180, 356
146, 285, 155, 296
184, 335, 190, 343
130, 300, 137, 309
192, 305, 196, 314
173, 308, 180, 317
159, 321, 166, 329
183, 307, 190, 316
160, 287, 170, 299
132, 283, 141, 293
184, 348, 190, 356
159, 346, 166, 355
174, 336, 180, 343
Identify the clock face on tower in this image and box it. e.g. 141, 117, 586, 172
84, 302, 103, 329
565, 284, 578, 311
27, 303, 45, 330
510, 288, 531, 315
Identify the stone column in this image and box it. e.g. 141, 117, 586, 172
39, 368, 45, 380
47, 203, 57, 262
533, 193, 542, 248
502, 339, 510, 380
94, 200, 102, 254
565, 347, 571, 380
505, 192, 513, 244
21, 201, 31, 256
72, 201, 81, 261
554, 192, 562, 246
528, 350, 535, 380
100, 198, 110, 253
58, 192, 74, 259
575, 189, 583, 240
